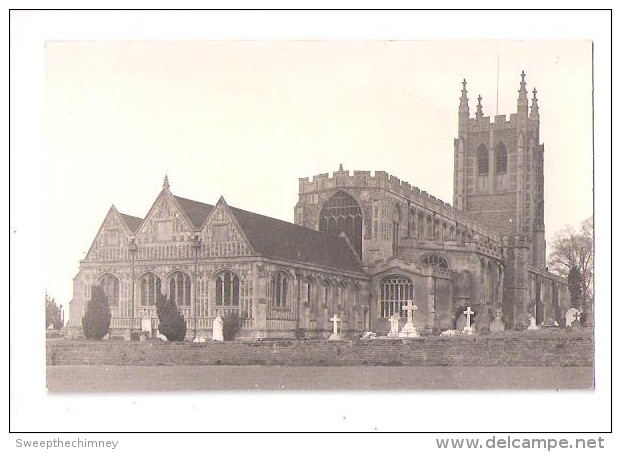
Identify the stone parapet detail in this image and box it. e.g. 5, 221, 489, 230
299, 169, 501, 243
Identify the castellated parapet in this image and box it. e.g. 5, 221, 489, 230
299, 169, 501, 243
465, 113, 539, 133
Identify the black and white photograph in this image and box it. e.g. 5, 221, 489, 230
9, 8, 613, 442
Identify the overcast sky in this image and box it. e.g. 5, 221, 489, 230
41, 39, 592, 306
10, 10, 612, 435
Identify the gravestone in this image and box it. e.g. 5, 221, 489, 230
212, 315, 224, 341
399, 300, 419, 338
388, 314, 401, 338
489, 309, 505, 333
141, 316, 152, 340
462, 306, 474, 335
328, 314, 341, 340
565, 308, 581, 328
455, 313, 467, 331
527, 316, 539, 330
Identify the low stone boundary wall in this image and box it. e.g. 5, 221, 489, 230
47, 329, 593, 367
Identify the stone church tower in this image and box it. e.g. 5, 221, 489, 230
453, 72, 548, 327
453, 71, 545, 266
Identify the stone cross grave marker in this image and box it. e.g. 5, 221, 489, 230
402, 300, 418, 324
463, 306, 474, 334
329, 314, 341, 340
399, 300, 419, 338
565, 308, 581, 327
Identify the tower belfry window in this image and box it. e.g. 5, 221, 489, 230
496, 144, 508, 174
477, 145, 489, 175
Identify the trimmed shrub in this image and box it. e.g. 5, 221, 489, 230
45, 293, 63, 329
82, 285, 111, 340
156, 292, 187, 342
222, 311, 240, 341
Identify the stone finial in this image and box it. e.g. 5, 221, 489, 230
339, 163, 343, 171
475, 94, 484, 119
530, 87, 539, 119
459, 78, 469, 114
518, 70, 528, 98
517, 70, 529, 113
163, 174, 170, 191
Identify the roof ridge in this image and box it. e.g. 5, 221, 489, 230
118, 212, 143, 221
172, 194, 214, 208
230, 206, 331, 236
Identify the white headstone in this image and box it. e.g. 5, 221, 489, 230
489, 309, 505, 333
565, 308, 581, 327
388, 314, 401, 337
141, 316, 152, 334
212, 315, 224, 341
527, 316, 539, 330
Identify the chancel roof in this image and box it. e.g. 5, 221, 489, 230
172, 195, 214, 229
229, 206, 363, 274
118, 213, 143, 233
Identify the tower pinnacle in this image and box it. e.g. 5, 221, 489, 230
163, 175, 170, 191
475, 94, 484, 119
517, 70, 529, 114
459, 78, 469, 115
519, 70, 527, 95
530, 87, 539, 120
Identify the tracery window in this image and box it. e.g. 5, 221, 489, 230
139, 272, 161, 306
215, 271, 240, 306
169, 271, 191, 306
96, 273, 119, 307
380, 275, 413, 318
273, 271, 289, 308
319, 191, 363, 258
421, 254, 449, 269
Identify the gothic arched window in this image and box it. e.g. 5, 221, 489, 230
496, 143, 508, 173
392, 205, 401, 256
215, 271, 240, 306
380, 275, 413, 318
96, 273, 119, 307
169, 271, 191, 306
139, 272, 161, 306
274, 271, 289, 308
477, 145, 489, 175
421, 254, 449, 269
304, 278, 314, 306
319, 191, 363, 258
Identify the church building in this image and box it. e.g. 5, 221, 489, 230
67, 73, 569, 340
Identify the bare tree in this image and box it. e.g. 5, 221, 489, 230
549, 216, 594, 310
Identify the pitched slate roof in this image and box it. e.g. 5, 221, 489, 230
229, 206, 363, 274
173, 195, 214, 229
118, 213, 143, 233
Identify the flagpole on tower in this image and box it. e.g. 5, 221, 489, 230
496, 55, 500, 116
